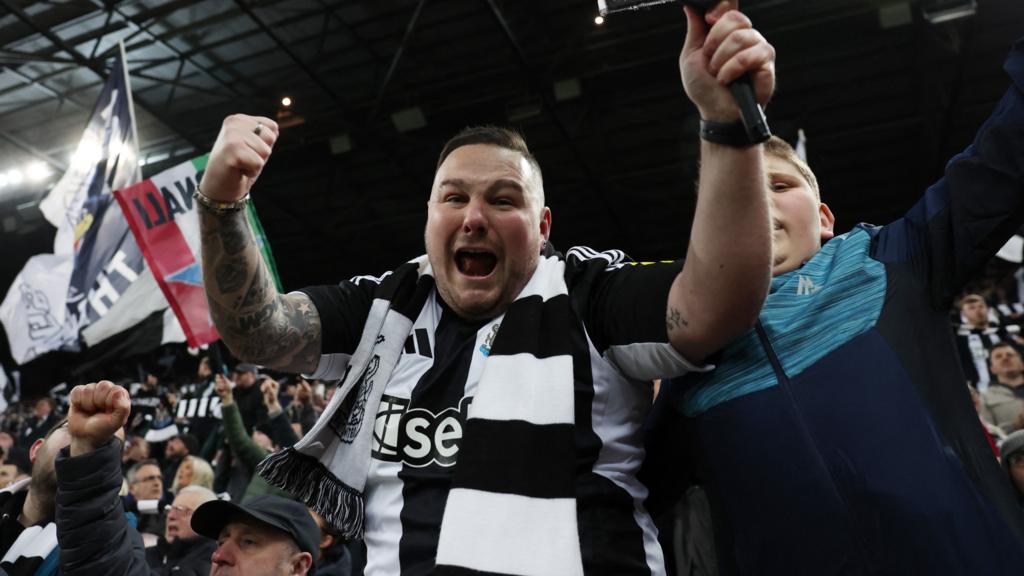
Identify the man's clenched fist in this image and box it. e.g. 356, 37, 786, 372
679, 2, 775, 123
68, 381, 130, 457
200, 114, 279, 203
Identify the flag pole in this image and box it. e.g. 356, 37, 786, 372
118, 40, 143, 182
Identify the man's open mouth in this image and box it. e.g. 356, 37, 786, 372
455, 249, 497, 277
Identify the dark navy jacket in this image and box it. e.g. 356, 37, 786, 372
648, 37, 1024, 576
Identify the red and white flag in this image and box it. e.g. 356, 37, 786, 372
113, 155, 281, 348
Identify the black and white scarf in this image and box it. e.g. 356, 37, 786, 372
0, 480, 60, 576
258, 251, 584, 575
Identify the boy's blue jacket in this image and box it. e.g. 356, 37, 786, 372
647, 37, 1024, 575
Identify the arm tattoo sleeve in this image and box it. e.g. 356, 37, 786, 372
200, 205, 322, 374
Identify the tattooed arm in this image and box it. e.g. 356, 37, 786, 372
199, 114, 321, 374
666, 5, 773, 363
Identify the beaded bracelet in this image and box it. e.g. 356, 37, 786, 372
194, 187, 249, 215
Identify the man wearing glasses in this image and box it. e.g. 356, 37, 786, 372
125, 459, 167, 541
145, 485, 218, 575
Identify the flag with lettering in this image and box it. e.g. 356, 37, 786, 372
114, 154, 281, 347
59, 42, 146, 345
1, 44, 142, 364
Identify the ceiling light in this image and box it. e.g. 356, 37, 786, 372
594, 15, 605, 25
70, 134, 102, 168
281, 96, 293, 107
922, 0, 976, 24
0, 173, 8, 187
7, 169, 23, 186
554, 78, 582, 101
391, 106, 427, 133
26, 162, 51, 181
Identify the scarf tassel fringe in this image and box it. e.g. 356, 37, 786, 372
256, 447, 365, 540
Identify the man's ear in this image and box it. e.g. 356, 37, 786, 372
539, 206, 552, 243
28, 438, 44, 464
819, 203, 836, 242
292, 551, 313, 575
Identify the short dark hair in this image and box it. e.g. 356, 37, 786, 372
990, 342, 1021, 361
436, 125, 540, 175
960, 294, 987, 308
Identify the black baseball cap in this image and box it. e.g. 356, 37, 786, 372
191, 495, 319, 569
233, 363, 260, 376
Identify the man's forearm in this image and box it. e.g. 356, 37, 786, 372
668, 142, 772, 362
199, 205, 321, 372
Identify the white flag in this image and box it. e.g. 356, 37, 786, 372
0, 254, 75, 365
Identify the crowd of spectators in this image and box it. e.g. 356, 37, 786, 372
948, 254, 1024, 511
955, 256, 1024, 456
0, 350, 356, 576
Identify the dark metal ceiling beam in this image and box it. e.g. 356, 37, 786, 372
1, 64, 89, 110
0, 0, 205, 151
118, 1, 413, 83
368, 0, 428, 123
0, 49, 75, 65
49, 0, 468, 110
317, 0, 388, 68
0, 0, 468, 126
232, 0, 419, 187
130, 70, 234, 101
86, 0, 260, 100
232, 0, 353, 123
0, 128, 68, 171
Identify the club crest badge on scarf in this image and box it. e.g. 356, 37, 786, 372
479, 323, 500, 356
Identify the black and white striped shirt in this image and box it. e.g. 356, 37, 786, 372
301, 249, 703, 575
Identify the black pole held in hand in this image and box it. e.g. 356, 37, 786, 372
683, 0, 771, 143
728, 76, 771, 143
598, 0, 772, 143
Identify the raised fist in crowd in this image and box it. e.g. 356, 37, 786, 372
68, 381, 130, 457
201, 114, 280, 203
214, 373, 234, 405
261, 378, 281, 411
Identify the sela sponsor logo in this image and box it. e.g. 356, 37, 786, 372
371, 394, 473, 467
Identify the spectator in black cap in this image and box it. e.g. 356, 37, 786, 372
163, 433, 199, 484
230, 364, 268, 435
192, 494, 317, 575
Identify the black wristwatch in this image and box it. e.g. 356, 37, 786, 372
699, 118, 771, 147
